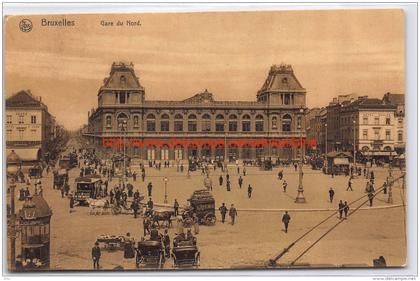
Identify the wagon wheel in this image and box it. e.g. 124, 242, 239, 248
195, 252, 201, 267
204, 214, 216, 225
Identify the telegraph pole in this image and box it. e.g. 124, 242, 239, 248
9, 178, 16, 271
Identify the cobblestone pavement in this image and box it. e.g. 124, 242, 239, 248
8, 149, 407, 270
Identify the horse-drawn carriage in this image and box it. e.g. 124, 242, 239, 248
184, 189, 216, 225
53, 169, 68, 189
74, 175, 102, 204
171, 240, 200, 268
29, 165, 43, 179
144, 207, 174, 228
135, 239, 166, 268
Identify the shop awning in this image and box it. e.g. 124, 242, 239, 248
333, 158, 349, 165
6, 148, 40, 162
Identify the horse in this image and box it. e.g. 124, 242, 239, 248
87, 198, 110, 215
150, 210, 174, 228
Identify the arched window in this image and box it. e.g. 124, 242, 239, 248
160, 114, 169, 132
282, 114, 292, 132
229, 114, 238, 132
202, 114, 211, 132
146, 113, 156, 132
242, 114, 251, 132
188, 114, 197, 132
215, 114, 225, 132
255, 114, 264, 132
174, 114, 183, 132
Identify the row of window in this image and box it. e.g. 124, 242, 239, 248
360, 129, 403, 141
105, 113, 298, 132
6, 114, 37, 124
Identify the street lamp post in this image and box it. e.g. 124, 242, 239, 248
164, 177, 168, 204
8, 178, 17, 271
119, 120, 127, 183
224, 121, 228, 172
325, 123, 328, 157
353, 119, 357, 178
387, 151, 394, 204
295, 108, 306, 203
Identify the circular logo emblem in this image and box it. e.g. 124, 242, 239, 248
19, 19, 33, 32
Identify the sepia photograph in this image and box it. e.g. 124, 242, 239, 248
4, 8, 408, 272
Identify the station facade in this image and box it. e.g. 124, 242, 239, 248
85, 62, 309, 162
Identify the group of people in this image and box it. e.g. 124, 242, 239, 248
218, 203, 238, 225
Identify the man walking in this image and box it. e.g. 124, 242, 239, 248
282, 180, 288, 192
243, 166, 246, 176
219, 175, 223, 186
219, 203, 228, 223
338, 200, 344, 219
147, 182, 153, 197
91, 242, 101, 270
328, 187, 335, 203
343, 201, 350, 219
147, 197, 154, 210
247, 184, 253, 198
229, 204, 238, 225
238, 176, 243, 189
173, 199, 179, 216
282, 211, 291, 233
368, 191, 375, 207
347, 177, 353, 191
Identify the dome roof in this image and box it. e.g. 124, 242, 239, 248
7, 150, 22, 164
19, 195, 52, 220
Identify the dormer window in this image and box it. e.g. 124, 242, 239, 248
282, 77, 288, 84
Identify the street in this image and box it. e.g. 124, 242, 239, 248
9, 138, 407, 270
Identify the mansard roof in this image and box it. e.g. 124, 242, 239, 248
383, 92, 405, 105
6, 90, 47, 109
258, 64, 306, 94
100, 61, 144, 91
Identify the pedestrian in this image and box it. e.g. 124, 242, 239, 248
123, 232, 135, 259
229, 204, 238, 225
294, 163, 298, 172
282, 211, 291, 233
69, 194, 74, 213
141, 171, 146, 182
147, 197, 154, 210
226, 180, 231, 191
38, 185, 43, 197
328, 187, 335, 203
131, 199, 139, 218
174, 199, 179, 216
343, 201, 350, 218
368, 192, 375, 207
236, 164, 240, 175
347, 177, 353, 191
147, 182, 153, 197
247, 184, 253, 198
226, 173, 230, 182
219, 175, 223, 186
143, 217, 150, 236
338, 200, 344, 219
163, 229, 171, 258
219, 203, 228, 223
60, 186, 65, 198
243, 166, 246, 176
193, 213, 200, 234
132, 171, 137, 182
383, 181, 388, 194
238, 176, 243, 189
282, 180, 288, 192
278, 170, 283, 180
91, 242, 101, 270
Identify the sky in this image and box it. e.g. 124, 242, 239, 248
5, 9, 404, 130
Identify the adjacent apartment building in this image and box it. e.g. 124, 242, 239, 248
6, 90, 56, 166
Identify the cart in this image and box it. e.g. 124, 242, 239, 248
185, 189, 216, 225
